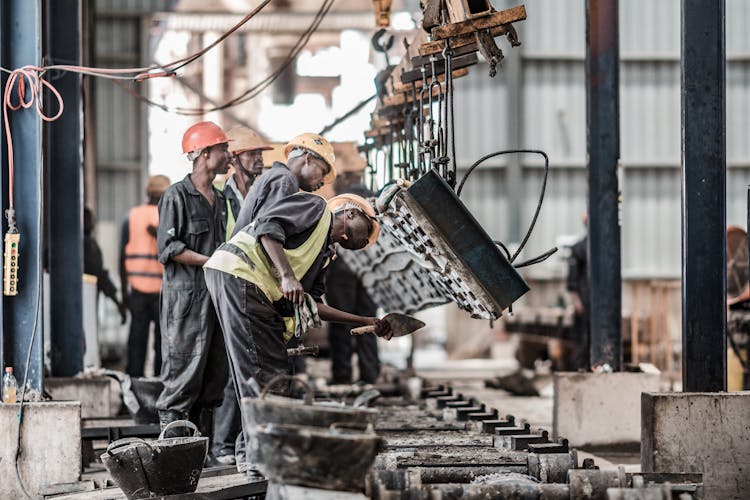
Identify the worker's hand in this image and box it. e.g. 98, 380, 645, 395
117, 301, 128, 325
281, 275, 304, 306
572, 294, 583, 315
372, 317, 393, 340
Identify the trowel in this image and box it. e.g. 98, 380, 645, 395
350, 313, 425, 340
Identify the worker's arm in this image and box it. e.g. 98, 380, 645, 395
118, 216, 129, 305
172, 249, 209, 267
260, 235, 304, 306
157, 188, 204, 266
570, 290, 583, 315
316, 303, 391, 337
316, 302, 374, 325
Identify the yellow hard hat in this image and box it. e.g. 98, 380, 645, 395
226, 126, 273, 154
283, 133, 337, 185
327, 193, 380, 250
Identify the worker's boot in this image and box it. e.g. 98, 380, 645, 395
158, 409, 189, 438
195, 406, 222, 468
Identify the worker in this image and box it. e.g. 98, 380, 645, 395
211, 126, 271, 465
155, 121, 230, 467
216, 126, 273, 239
566, 213, 590, 371
84, 207, 127, 324
231, 132, 337, 237
119, 175, 171, 378
204, 149, 388, 478
212, 132, 338, 466
327, 175, 381, 385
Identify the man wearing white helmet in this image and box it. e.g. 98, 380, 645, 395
204, 186, 389, 478
217, 126, 273, 239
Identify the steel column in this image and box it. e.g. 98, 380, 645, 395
585, 0, 622, 370
0, 0, 45, 393
681, 0, 726, 392
45, 0, 84, 376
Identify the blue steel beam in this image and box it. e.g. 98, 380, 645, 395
45, 0, 83, 376
0, 0, 44, 393
585, 0, 622, 370
681, 0, 726, 392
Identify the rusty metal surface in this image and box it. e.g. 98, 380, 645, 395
361, 382, 703, 500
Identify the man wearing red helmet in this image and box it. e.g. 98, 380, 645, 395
155, 121, 231, 465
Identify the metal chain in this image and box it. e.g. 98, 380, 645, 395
444, 39, 457, 187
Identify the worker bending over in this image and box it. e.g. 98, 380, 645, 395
204, 187, 388, 476
156, 121, 230, 466
212, 132, 338, 466
212, 126, 271, 465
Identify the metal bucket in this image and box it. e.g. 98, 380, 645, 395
100, 420, 208, 499
241, 375, 378, 430
255, 423, 383, 491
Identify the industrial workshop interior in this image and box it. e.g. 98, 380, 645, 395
0, 0, 748, 499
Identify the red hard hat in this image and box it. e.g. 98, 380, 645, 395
182, 121, 230, 154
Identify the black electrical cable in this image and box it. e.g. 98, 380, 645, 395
513, 247, 558, 268
13, 156, 44, 500
163, 0, 273, 75
209, 0, 336, 111
446, 45, 458, 186
457, 149, 550, 264
119, 0, 335, 115
493, 240, 512, 261
318, 93, 376, 135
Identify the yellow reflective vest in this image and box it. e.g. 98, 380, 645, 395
213, 178, 238, 240
204, 202, 332, 341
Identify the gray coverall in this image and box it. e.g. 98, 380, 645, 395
205, 193, 333, 469
214, 162, 306, 458
231, 161, 299, 237
156, 174, 229, 413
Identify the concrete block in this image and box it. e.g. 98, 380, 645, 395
0, 402, 81, 498
46, 376, 114, 418
267, 483, 367, 499
553, 372, 661, 448
642, 392, 750, 499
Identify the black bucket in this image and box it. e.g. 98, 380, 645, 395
242, 375, 378, 431
256, 423, 383, 492
100, 420, 208, 499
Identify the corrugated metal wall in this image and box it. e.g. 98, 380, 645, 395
94, 0, 172, 223
92, 0, 172, 355
454, 0, 750, 280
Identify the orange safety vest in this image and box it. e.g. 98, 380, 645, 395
124, 204, 163, 294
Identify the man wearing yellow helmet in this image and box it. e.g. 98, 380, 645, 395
231, 132, 337, 238
204, 190, 386, 477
